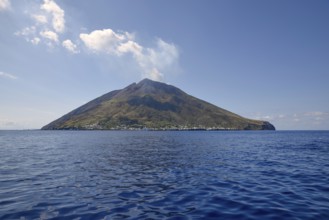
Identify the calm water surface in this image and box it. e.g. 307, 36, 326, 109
0, 131, 328, 219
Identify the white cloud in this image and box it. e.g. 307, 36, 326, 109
32, 14, 48, 24
0, 0, 10, 11
16, 0, 66, 47
41, 0, 65, 33
15, 26, 36, 37
15, 27, 43, 45
31, 37, 41, 45
0, 71, 18, 80
40, 30, 58, 42
62, 39, 79, 53
80, 29, 128, 54
117, 40, 143, 57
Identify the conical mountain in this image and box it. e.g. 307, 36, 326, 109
42, 79, 275, 130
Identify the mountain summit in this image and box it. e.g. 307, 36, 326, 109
42, 79, 275, 130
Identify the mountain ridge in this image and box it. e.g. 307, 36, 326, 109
42, 78, 275, 130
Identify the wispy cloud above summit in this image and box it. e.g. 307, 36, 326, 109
14, 0, 180, 82
80, 29, 179, 81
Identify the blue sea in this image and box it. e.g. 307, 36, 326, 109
0, 130, 328, 219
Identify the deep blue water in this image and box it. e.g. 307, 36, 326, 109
0, 131, 329, 220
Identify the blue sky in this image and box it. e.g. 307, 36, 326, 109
1, 0, 328, 130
